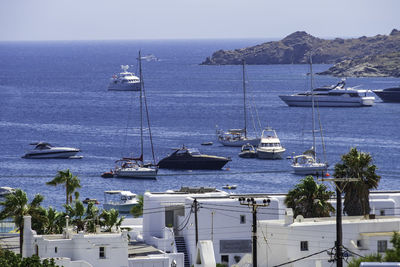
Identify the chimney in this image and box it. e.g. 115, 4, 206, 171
285, 208, 294, 224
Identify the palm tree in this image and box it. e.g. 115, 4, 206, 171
84, 202, 100, 233
100, 209, 124, 232
0, 189, 46, 255
285, 176, 335, 218
130, 195, 143, 218
44, 207, 63, 234
65, 200, 86, 232
334, 147, 380, 216
46, 169, 81, 206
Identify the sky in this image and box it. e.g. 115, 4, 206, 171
0, 0, 399, 41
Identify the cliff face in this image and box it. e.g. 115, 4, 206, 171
317, 52, 400, 77
202, 29, 400, 66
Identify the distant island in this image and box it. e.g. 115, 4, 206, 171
201, 29, 400, 77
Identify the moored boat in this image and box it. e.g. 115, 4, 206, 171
22, 142, 80, 159
108, 65, 140, 91
217, 61, 261, 147
158, 145, 231, 170
238, 143, 257, 158
103, 190, 138, 213
373, 86, 400, 103
256, 128, 285, 159
279, 80, 375, 107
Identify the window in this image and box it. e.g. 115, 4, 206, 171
54, 247, 58, 253
378, 240, 387, 253
300, 241, 309, 251
240, 215, 246, 224
99, 246, 106, 259
221, 255, 229, 264
380, 210, 385, 216
357, 240, 362, 247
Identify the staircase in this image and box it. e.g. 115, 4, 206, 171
174, 236, 190, 267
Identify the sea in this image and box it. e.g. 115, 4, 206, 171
0, 39, 399, 211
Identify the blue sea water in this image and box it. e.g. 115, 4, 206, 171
0, 39, 399, 211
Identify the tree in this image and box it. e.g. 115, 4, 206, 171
84, 202, 100, 233
100, 209, 124, 232
65, 200, 86, 233
0, 189, 46, 255
0, 248, 58, 267
284, 176, 335, 218
46, 169, 81, 206
44, 207, 64, 234
334, 147, 380, 216
130, 195, 144, 218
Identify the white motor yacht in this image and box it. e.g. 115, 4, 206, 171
103, 190, 139, 213
279, 80, 375, 107
22, 142, 80, 159
256, 128, 286, 159
108, 65, 140, 91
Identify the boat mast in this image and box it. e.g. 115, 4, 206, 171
141, 59, 157, 165
309, 54, 317, 159
139, 51, 144, 161
242, 60, 247, 138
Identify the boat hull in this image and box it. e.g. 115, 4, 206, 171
23, 150, 80, 159
108, 82, 140, 91
103, 203, 137, 213
256, 148, 285, 159
373, 89, 400, 103
115, 167, 157, 179
279, 95, 375, 107
218, 138, 260, 147
239, 151, 257, 158
292, 164, 327, 175
158, 156, 230, 170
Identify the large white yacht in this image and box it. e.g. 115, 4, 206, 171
256, 128, 286, 159
108, 65, 140, 91
279, 80, 375, 107
22, 142, 80, 159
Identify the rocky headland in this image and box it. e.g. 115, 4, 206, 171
201, 29, 400, 77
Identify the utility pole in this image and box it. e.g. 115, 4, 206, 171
319, 176, 359, 267
239, 197, 271, 267
194, 198, 199, 245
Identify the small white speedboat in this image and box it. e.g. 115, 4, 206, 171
222, 184, 237, 190
108, 65, 140, 91
103, 190, 139, 213
22, 142, 80, 159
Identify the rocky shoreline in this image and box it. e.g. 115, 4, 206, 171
202, 29, 400, 77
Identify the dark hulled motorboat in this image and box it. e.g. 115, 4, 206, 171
158, 145, 231, 170
373, 86, 400, 103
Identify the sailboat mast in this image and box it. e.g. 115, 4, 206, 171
242, 60, 247, 138
309, 55, 317, 159
139, 51, 144, 160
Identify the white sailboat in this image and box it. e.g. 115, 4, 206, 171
114, 51, 158, 179
216, 61, 260, 147
292, 56, 328, 175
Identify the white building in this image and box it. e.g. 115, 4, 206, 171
143, 187, 280, 266
22, 216, 183, 267
257, 211, 400, 267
